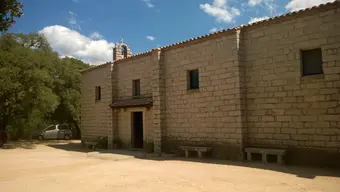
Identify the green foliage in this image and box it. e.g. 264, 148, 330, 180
0, 0, 24, 31
96, 136, 108, 149
0, 32, 90, 140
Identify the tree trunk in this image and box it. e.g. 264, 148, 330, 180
72, 120, 81, 139
0, 113, 9, 131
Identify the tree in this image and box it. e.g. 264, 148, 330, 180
0, 33, 89, 139
50, 57, 89, 138
0, 0, 24, 31
0, 34, 59, 139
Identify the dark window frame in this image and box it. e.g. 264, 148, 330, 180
95, 86, 101, 101
301, 48, 323, 76
188, 69, 199, 90
132, 79, 141, 97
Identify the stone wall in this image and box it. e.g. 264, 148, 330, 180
80, 64, 112, 140
116, 107, 153, 149
115, 54, 153, 98
151, 49, 166, 153
243, 5, 340, 166
80, 1, 339, 166
113, 54, 154, 150
162, 33, 245, 160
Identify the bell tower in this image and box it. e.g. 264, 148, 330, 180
113, 39, 132, 61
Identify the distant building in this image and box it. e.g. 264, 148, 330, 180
80, 1, 340, 167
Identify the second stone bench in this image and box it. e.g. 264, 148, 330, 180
180, 146, 212, 158
245, 147, 286, 164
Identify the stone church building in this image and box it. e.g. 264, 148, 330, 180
80, 1, 340, 166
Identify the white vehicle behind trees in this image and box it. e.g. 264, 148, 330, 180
37, 124, 72, 140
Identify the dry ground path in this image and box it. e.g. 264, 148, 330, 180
1, 141, 339, 192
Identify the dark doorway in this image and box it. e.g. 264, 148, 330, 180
132, 112, 143, 148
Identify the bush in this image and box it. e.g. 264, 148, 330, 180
96, 136, 108, 149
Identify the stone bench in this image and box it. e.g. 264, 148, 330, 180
245, 147, 286, 164
84, 141, 99, 150
180, 146, 212, 158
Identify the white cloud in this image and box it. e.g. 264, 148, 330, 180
141, 0, 155, 8
248, 16, 269, 24
60, 55, 76, 59
68, 11, 81, 31
210, 27, 218, 33
200, 0, 241, 23
213, 0, 226, 8
263, 0, 277, 15
247, 0, 277, 16
40, 25, 115, 65
286, 0, 335, 11
146, 36, 156, 41
90, 32, 103, 40
72, 0, 79, 3
209, 27, 223, 33
248, 0, 262, 6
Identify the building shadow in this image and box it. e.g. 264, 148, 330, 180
47, 141, 91, 153
45, 142, 340, 179
155, 157, 340, 179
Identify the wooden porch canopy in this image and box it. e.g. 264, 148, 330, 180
110, 97, 153, 108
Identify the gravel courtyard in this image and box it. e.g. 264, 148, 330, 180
1, 141, 339, 192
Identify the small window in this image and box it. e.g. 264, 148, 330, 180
133, 79, 140, 96
301, 48, 323, 76
188, 69, 199, 90
95, 86, 101, 101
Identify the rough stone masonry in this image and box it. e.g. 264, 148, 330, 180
80, 1, 340, 167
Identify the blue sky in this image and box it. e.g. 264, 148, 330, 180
10, 0, 334, 64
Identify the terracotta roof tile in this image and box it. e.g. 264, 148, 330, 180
114, 50, 153, 64
243, 0, 339, 27
80, 62, 112, 73
114, 1, 339, 62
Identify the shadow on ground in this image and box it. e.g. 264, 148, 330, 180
45, 142, 340, 180
1, 141, 37, 149
47, 142, 91, 153
1, 140, 81, 150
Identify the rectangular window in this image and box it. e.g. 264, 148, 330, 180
301, 48, 323, 76
133, 79, 140, 96
188, 69, 199, 90
95, 86, 101, 101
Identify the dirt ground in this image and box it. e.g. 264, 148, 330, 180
1, 141, 340, 192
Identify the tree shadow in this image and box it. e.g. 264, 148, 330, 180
45, 142, 340, 179
2, 141, 37, 149
1, 140, 80, 150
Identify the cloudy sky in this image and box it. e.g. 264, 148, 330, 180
10, 0, 335, 65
